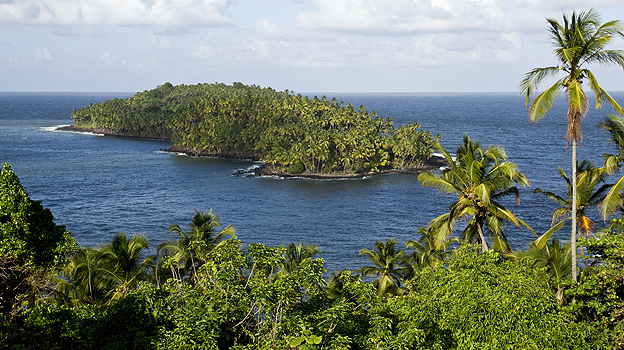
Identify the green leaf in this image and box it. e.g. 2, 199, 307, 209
309, 334, 322, 344
534, 220, 567, 250
289, 337, 305, 347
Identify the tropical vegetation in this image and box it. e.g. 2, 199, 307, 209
519, 8, 624, 280
3, 130, 624, 348
3, 9, 624, 349
533, 160, 612, 245
418, 134, 532, 253
602, 113, 624, 218
69, 82, 438, 175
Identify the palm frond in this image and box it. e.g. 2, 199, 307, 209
519, 67, 561, 104
601, 174, 624, 219
534, 188, 567, 206
528, 79, 564, 123
584, 70, 624, 115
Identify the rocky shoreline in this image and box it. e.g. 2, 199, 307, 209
242, 157, 447, 179
57, 124, 447, 179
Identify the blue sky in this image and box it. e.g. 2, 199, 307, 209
1, 0, 624, 93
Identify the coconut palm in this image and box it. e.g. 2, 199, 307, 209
534, 160, 611, 240
158, 209, 235, 282
507, 237, 572, 302
520, 8, 624, 280
403, 227, 455, 278
418, 134, 532, 253
55, 233, 151, 306
278, 241, 322, 276
358, 238, 407, 296
100, 232, 152, 300
601, 114, 624, 218
56, 247, 117, 306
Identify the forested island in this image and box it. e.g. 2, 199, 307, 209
63, 82, 440, 176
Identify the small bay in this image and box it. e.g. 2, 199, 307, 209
1, 91, 620, 271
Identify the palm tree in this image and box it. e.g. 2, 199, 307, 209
358, 238, 407, 296
534, 161, 611, 240
520, 8, 624, 280
158, 209, 235, 282
418, 134, 532, 253
601, 114, 624, 218
403, 227, 455, 278
100, 232, 152, 300
507, 237, 572, 302
278, 241, 322, 276
56, 247, 117, 305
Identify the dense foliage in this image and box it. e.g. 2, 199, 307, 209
0, 163, 76, 315
2, 237, 605, 350
0, 163, 75, 269
70, 82, 438, 174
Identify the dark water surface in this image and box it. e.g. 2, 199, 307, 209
1, 91, 621, 271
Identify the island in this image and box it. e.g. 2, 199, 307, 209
62, 82, 442, 177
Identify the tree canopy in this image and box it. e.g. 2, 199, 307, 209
70, 82, 438, 175
0, 163, 75, 269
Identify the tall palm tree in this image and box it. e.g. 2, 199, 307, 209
418, 134, 532, 253
158, 209, 235, 282
520, 8, 624, 280
534, 160, 611, 240
601, 114, 624, 218
358, 238, 407, 296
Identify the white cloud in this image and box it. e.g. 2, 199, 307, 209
296, 0, 509, 35
4, 55, 21, 65
2, 0, 623, 93
296, 0, 624, 36
33, 48, 54, 61
193, 44, 217, 59
254, 17, 281, 39
0, 0, 235, 27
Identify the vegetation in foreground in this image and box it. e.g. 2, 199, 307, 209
69, 82, 438, 176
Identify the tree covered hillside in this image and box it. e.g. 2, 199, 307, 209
70, 82, 438, 175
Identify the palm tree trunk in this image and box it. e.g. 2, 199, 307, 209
477, 220, 490, 252
571, 139, 578, 282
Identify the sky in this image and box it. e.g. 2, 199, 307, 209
1, 0, 624, 93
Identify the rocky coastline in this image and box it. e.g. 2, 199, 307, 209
242, 157, 447, 179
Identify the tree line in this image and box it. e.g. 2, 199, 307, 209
70, 82, 438, 175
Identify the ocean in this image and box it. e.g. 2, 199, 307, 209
1, 91, 620, 271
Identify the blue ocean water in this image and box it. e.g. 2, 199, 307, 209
0, 91, 621, 271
